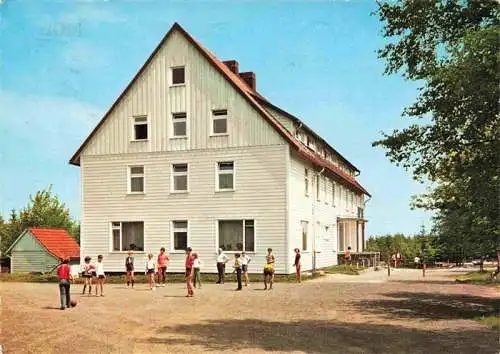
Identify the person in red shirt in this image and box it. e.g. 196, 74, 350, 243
185, 247, 194, 297
57, 258, 73, 310
157, 247, 170, 287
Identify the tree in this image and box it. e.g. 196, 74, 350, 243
373, 0, 499, 260
19, 188, 74, 231
0, 187, 80, 256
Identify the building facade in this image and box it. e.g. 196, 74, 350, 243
70, 23, 370, 274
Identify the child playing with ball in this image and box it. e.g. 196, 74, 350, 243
57, 257, 73, 310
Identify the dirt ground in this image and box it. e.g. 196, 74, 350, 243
1, 269, 498, 354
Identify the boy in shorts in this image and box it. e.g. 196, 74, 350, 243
125, 251, 135, 287
263, 248, 275, 290
81, 256, 94, 295
95, 255, 105, 296
240, 251, 251, 286
145, 253, 156, 290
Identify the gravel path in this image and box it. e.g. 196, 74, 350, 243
1, 270, 498, 354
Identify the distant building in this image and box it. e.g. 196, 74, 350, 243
7, 228, 80, 273
70, 23, 370, 274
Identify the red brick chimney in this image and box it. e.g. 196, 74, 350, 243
239, 71, 256, 91
223, 60, 239, 75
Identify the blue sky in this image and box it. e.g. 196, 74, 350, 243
0, 0, 431, 236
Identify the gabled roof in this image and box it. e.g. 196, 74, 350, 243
7, 228, 80, 260
69, 22, 370, 197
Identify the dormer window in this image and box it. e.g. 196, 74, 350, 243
171, 66, 185, 85
132, 116, 148, 141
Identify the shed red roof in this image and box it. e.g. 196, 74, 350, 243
29, 228, 80, 260
69, 22, 370, 196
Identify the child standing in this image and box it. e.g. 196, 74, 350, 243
81, 256, 94, 296
157, 247, 169, 287
95, 255, 105, 296
57, 258, 73, 310
233, 253, 243, 291
263, 248, 275, 290
145, 253, 156, 291
185, 247, 194, 297
293, 248, 301, 283
240, 251, 252, 286
193, 253, 202, 289
125, 251, 135, 288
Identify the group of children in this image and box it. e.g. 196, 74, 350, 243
81, 255, 106, 296
56, 247, 303, 307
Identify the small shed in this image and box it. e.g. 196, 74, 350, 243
6, 228, 80, 273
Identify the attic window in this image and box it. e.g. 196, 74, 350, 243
172, 112, 187, 137
172, 67, 185, 85
212, 109, 228, 135
133, 116, 148, 141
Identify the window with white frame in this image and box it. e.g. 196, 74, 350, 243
301, 220, 309, 251
212, 109, 228, 135
218, 219, 254, 252
172, 112, 187, 137
332, 180, 336, 206
172, 220, 188, 250
172, 163, 188, 192
132, 116, 148, 140
217, 161, 234, 191
112, 221, 144, 251
316, 174, 320, 201
171, 66, 185, 85
304, 168, 309, 196
128, 166, 144, 193
323, 175, 328, 203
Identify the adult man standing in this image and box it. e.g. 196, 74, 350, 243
216, 248, 229, 284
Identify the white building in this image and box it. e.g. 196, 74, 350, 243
70, 23, 370, 274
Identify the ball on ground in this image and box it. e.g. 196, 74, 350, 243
70, 299, 77, 307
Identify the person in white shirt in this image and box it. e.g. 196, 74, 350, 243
216, 248, 229, 284
193, 253, 203, 289
95, 255, 105, 297
240, 251, 252, 286
414, 256, 421, 269
145, 254, 156, 290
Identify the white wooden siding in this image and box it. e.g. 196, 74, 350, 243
10, 231, 59, 273
80, 144, 288, 273
81, 30, 284, 158
288, 151, 338, 272
287, 151, 364, 271
263, 106, 295, 132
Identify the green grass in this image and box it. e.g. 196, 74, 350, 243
0, 272, 305, 284
321, 265, 364, 275
454, 271, 500, 286
474, 314, 500, 330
